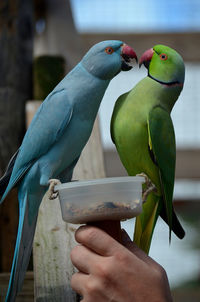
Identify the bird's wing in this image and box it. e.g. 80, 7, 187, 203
1, 89, 73, 202
148, 105, 176, 236
110, 93, 127, 144
20, 88, 73, 163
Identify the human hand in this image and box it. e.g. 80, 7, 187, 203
70, 225, 173, 302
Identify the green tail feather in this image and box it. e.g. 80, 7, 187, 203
134, 192, 162, 254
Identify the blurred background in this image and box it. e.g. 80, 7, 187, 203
0, 0, 200, 301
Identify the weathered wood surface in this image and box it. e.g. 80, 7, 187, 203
33, 117, 106, 301
0, 0, 33, 272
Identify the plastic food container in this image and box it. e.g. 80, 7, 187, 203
55, 176, 144, 224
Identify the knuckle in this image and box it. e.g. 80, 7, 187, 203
85, 277, 98, 295
157, 264, 166, 275
94, 260, 114, 291
96, 261, 111, 279
114, 250, 129, 265
153, 263, 167, 279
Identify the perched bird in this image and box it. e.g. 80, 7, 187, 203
111, 45, 185, 254
0, 40, 137, 301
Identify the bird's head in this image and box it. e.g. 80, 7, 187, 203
139, 45, 185, 86
81, 40, 137, 80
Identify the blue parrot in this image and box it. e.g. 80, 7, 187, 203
0, 40, 137, 301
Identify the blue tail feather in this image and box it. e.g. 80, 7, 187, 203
5, 192, 38, 302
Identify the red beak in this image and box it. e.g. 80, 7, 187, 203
121, 44, 138, 62
121, 44, 138, 71
139, 48, 154, 68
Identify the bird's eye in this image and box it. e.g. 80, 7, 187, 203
160, 53, 168, 61
105, 47, 114, 54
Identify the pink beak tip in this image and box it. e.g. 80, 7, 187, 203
139, 48, 154, 67
122, 44, 138, 62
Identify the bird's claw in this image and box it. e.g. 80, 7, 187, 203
136, 173, 157, 203
48, 179, 61, 200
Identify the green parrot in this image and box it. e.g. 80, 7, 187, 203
111, 45, 185, 254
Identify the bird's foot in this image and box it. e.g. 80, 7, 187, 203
48, 179, 61, 200
136, 173, 157, 203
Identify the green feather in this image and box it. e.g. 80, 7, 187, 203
148, 106, 176, 239
134, 193, 161, 254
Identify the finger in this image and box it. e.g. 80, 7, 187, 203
75, 225, 122, 256
121, 229, 156, 266
71, 271, 88, 296
71, 244, 103, 274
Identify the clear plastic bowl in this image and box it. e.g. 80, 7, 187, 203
55, 176, 144, 224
